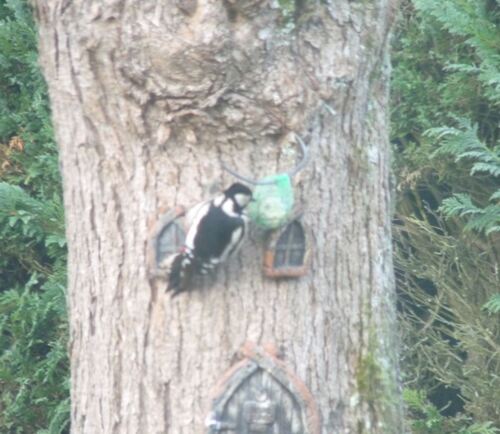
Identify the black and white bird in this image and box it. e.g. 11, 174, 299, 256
167, 182, 253, 295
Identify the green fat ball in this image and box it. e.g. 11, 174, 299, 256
247, 174, 294, 229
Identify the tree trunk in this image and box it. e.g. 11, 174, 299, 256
34, 0, 402, 433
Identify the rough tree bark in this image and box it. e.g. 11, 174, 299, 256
35, 0, 402, 432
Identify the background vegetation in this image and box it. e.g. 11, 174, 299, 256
0, 0, 69, 432
392, 0, 499, 432
0, 0, 498, 432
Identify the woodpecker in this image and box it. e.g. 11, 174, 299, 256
167, 182, 252, 295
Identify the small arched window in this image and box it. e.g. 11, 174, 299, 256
148, 207, 186, 277
156, 221, 185, 263
264, 220, 311, 278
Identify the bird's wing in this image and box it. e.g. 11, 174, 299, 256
220, 223, 245, 263
184, 201, 212, 251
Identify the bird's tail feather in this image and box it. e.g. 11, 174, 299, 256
167, 251, 193, 296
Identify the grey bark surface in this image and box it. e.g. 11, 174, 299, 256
34, 0, 402, 432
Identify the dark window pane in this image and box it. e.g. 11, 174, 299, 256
274, 249, 286, 267
157, 222, 185, 262
290, 222, 305, 244
273, 221, 306, 268
289, 248, 305, 266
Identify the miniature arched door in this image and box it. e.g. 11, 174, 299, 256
207, 344, 320, 434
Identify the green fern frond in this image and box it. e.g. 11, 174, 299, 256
440, 194, 500, 235
428, 117, 500, 236
460, 421, 500, 434
428, 119, 486, 162
482, 294, 500, 314
471, 162, 500, 177
403, 388, 445, 433
440, 194, 482, 218
490, 190, 500, 201
0, 181, 65, 241
465, 205, 500, 234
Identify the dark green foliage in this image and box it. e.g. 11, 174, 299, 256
0, 0, 69, 432
0, 0, 51, 142
392, 0, 500, 431
482, 293, 500, 314
427, 119, 500, 235
404, 389, 499, 434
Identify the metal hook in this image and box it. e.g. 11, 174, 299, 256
221, 133, 310, 185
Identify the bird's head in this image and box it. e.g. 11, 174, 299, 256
224, 182, 253, 210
